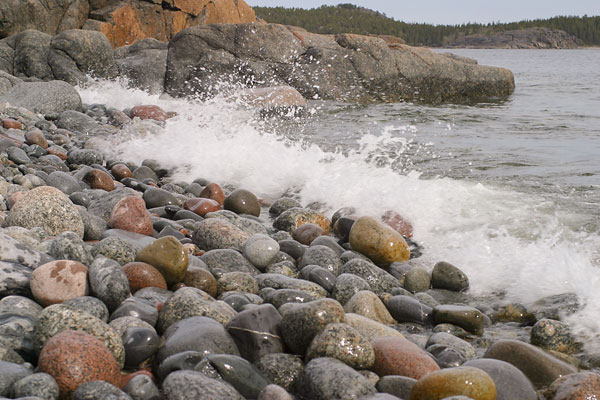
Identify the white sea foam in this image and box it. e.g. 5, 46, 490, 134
79, 79, 600, 350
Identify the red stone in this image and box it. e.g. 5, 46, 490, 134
184, 198, 221, 216
199, 183, 226, 205
38, 330, 121, 399
130, 105, 170, 122
110, 196, 153, 236
110, 163, 133, 181
371, 336, 440, 379
122, 262, 168, 293
24, 129, 49, 149
84, 169, 115, 191
548, 372, 600, 400
47, 147, 68, 160
2, 118, 22, 130
382, 210, 414, 238
30, 260, 89, 306
292, 223, 324, 245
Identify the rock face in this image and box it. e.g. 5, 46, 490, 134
446, 27, 580, 49
0, 0, 257, 48
165, 23, 515, 104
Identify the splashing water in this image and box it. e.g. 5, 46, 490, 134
79, 77, 600, 351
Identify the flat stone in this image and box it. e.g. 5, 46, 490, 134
426, 332, 477, 360
410, 366, 497, 400
296, 357, 376, 400
266, 288, 317, 308
349, 216, 410, 264
371, 336, 440, 379
306, 322, 375, 369
256, 273, 327, 299
344, 313, 404, 342
483, 339, 577, 389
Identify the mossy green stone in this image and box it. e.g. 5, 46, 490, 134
136, 236, 189, 285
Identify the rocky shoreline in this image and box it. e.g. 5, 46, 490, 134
0, 86, 599, 399
444, 27, 580, 49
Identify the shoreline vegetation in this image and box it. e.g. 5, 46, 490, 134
254, 4, 600, 48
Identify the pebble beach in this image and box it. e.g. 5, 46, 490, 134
0, 96, 599, 400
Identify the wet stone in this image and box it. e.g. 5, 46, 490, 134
226, 303, 284, 362
292, 223, 324, 245
267, 288, 316, 308
483, 339, 578, 389
307, 266, 337, 292
273, 207, 331, 234
217, 271, 259, 295
83, 169, 114, 191
142, 187, 179, 208
135, 236, 189, 286
427, 344, 468, 368
110, 297, 158, 327
331, 273, 371, 305
463, 358, 537, 400
224, 188, 261, 217
529, 292, 581, 321
45, 171, 81, 195
30, 260, 89, 307
403, 267, 431, 293
7, 147, 31, 165
72, 380, 132, 400
306, 322, 375, 369
183, 265, 217, 297
349, 216, 410, 264
255, 353, 304, 392
123, 262, 168, 294
122, 374, 161, 400
67, 149, 103, 166
196, 354, 270, 399
433, 305, 485, 335
530, 318, 581, 354
122, 326, 160, 368
243, 233, 280, 269
269, 198, 302, 217
256, 273, 327, 299
426, 332, 476, 360
298, 245, 343, 276
410, 366, 497, 400
386, 295, 433, 325
133, 166, 159, 183
341, 258, 401, 295
193, 218, 251, 252
156, 350, 208, 381
344, 290, 396, 325
376, 376, 417, 400
155, 316, 240, 367
546, 371, 600, 400
431, 261, 469, 291
297, 357, 376, 400
278, 239, 307, 260
371, 336, 440, 379
310, 235, 345, 255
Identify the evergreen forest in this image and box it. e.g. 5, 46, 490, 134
253, 4, 600, 46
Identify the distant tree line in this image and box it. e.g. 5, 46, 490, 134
253, 4, 600, 46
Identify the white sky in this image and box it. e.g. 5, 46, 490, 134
247, 0, 600, 25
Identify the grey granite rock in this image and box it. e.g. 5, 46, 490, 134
88, 256, 131, 312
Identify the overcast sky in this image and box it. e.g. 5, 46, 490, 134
246, 0, 600, 25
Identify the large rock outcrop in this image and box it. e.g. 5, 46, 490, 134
164, 23, 515, 104
0, 0, 257, 48
446, 27, 580, 49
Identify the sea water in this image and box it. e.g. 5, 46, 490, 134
79, 49, 600, 350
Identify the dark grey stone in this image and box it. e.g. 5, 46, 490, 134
432, 305, 485, 335
255, 273, 327, 299
46, 171, 81, 195
386, 295, 433, 325
196, 354, 270, 398
63, 296, 109, 322
376, 375, 417, 399
463, 358, 537, 400
7, 147, 30, 165
331, 273, 371, 305
122, 326, 160, 368
155, 316, 240, 367
11, 372, 59, 400
67, 149, 103, 166
122, 374, 161, 400
0, 261, 32, 298
269, 198, 301, 217
110, 297, 158, 327
200, 249, 259, 276
254, 353, 304, 392
340, 258, 401, 295
298, 245, 343, 276
226, 303, 284, 362
431, 261, 469, 291
267, 289, 317, 308
48, 231, 93, 265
